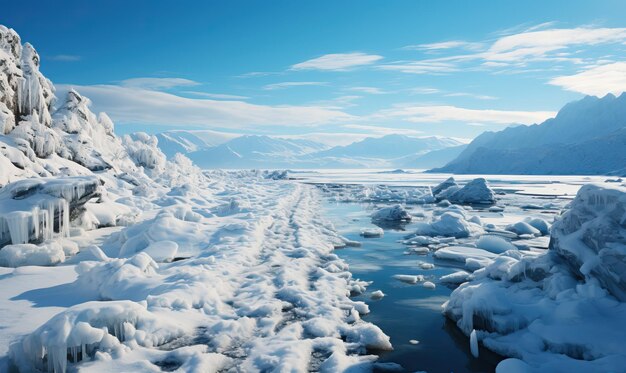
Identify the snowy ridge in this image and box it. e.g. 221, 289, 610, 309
435, 94, 626, 175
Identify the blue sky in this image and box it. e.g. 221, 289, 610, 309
4, 0, 626, 144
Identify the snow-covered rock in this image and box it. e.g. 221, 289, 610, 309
371, 204, 412, 222
431, 177, 458, 197
444, 178, 496, 204
413, 211, 484, 238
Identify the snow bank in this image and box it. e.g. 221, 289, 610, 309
444, 183, 626, 372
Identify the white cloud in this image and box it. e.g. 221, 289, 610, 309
445, 92, 498, 100
263, 81, 328, 90
56, 84, 354, 128
182, 91, 250, 100
484, 27, 626, 62
377, 60, 457, 74
48, 54, 81, 62
346, 86, 387, 94
120, 77, 200, 90
291, 52, 383, 71
386, 26, 626, 75
342, 124, 423, 136
375, 104, 555, 125
408, 87, 441, 95
549, 62, 626, 96
404, 40, 483, 51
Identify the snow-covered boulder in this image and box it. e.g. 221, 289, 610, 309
549, 183, 626, 301
413, 211, 484, 238
371, 204, 412, 222
444, 178, 496, 204
432, 177, 458, 196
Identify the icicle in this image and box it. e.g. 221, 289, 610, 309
6, 211, 32, 244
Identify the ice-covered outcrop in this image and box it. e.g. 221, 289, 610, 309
0, 176, 100, 247
550, 183, 626, 301
371, 204, 412, 222
11, 300, 186, 373
443, 183, 626, 372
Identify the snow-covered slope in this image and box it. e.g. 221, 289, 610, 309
435, 94, 626, 175
187, 135, 328, 168
401, 144, 467, 169
155, 129, 238, 158
314, 134, 463, 160
185, 134, 463, 169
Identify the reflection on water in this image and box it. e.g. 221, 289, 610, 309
324, 201, 503, 373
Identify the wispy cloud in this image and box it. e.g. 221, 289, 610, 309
386, 26, 626, 76
291, 52, 383, 71
445, 92, 498, 100
549, 62, 626, 96
408, 87, 441, 95
182, 91, 250, 100
56, 83, 354, 128
377, 59, 458, 74
263, 81, 328, 90
403, 40, 483, 52
48, 54, 81, 62
482, 27, 626, 62
120, 77, 200, 90
342, 124, 424, 136
345, 86, 388, 94
374, 104, 555, 124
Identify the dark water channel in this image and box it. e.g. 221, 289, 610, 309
324, 201, 503, 373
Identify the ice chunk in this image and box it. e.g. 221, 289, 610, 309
393, 274, 424, 284
360, 227, 384, 238
423, 281, 436, 289
371, 204, 412, 222
370, 290, 385, 300
414, 211, 484, 238
506, 221, 541, 236
476, 235, 517, 254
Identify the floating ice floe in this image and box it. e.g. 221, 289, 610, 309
360, 227, 384, 238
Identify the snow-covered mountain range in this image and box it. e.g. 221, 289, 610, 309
433, 94, 626, 175
160, 132, 466, 169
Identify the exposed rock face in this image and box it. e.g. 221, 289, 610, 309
549, 183, 626, 301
